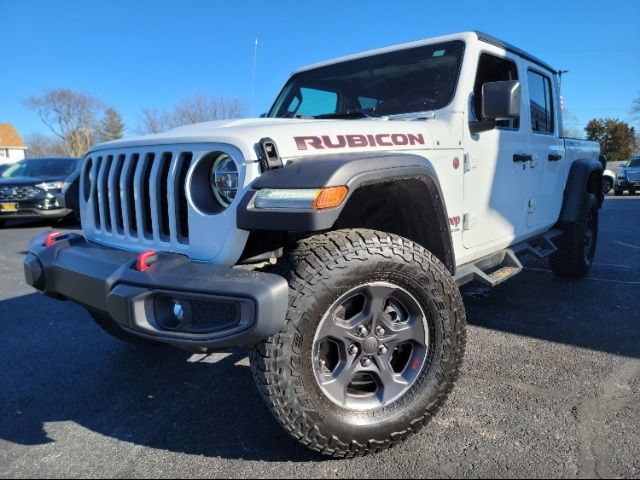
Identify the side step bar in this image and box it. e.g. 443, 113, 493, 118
454, 229, 562, 287
454, 249, 523, 287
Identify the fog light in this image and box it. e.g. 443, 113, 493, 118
171, 299, 185, 322
154, 295, 192, 330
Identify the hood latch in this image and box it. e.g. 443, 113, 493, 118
258, 137, 283, 171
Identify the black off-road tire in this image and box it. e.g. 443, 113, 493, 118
249, 229, 466, 458
90, 311, 164, 347
549, 192, 598, 278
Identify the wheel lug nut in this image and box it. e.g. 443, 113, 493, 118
361, 356, 372, 367
348, 344, 359, 356
357, 325, 369, 337
378, 345, 388, 356
375, 326, 386, 337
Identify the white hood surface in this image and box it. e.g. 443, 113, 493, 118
89, 117, 439, 162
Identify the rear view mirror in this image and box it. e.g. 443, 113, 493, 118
482, 80, 521, 120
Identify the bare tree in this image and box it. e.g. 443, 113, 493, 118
139, 108, 173, 134
632, 94, 640, 121
561, 108, 583, 138
138, 93, 247, 134
24, 133, 66, 157
24, 88, 104, 157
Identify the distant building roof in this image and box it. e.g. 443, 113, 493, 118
0, 124, 27, 149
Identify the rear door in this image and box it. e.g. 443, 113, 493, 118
522, 66, 564, 229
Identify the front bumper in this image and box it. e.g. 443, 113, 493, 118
23, 233, 289, 349
1, 196, 72, 220
616, 178, 640, 189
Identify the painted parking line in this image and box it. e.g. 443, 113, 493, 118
614, 241, 640, 250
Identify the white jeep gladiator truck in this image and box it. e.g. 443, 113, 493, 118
24, 32, 603, 457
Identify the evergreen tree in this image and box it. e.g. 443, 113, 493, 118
98, 107, 126, 142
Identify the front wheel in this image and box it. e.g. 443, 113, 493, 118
250, 229, 466, 458
602, 177, 613, 195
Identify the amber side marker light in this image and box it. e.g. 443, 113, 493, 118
313, 186, 349, 210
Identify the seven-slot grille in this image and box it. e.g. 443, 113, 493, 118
0, 185, 41, 202
83, 150, 194, 246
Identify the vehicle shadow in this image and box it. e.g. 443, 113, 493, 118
0, 293, 321, 462
1, 261, 639, 462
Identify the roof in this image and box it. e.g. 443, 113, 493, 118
0, 124, 26, 149
294, 31, 557, 75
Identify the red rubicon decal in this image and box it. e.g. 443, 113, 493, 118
294, 133, 426, 150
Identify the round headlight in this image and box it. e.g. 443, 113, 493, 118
210, 154, 239, 207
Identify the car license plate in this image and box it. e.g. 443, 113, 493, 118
0, 202, 18, 213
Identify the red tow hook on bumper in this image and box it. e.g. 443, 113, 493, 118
136, 250, 158, 272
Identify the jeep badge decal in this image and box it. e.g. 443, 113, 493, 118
294, 133, 426, 150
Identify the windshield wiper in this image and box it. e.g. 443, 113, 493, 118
315, 110, 385, 120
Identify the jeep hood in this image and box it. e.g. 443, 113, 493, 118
87, 117, 439, 162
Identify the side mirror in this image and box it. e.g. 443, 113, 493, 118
483, 80, 521, 120
470, 80, 521, 135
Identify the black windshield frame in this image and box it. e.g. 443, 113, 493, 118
268, 40, 466, 119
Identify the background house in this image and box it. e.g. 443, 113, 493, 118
0, 123, 27, 165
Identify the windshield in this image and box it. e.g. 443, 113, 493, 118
268, 41, 465, 119
626, 157, 640, 168
1, 158, 78, 179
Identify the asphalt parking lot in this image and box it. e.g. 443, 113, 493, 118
1, 196, 639, 478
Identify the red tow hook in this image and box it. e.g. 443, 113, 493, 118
44, 231, 63, 247
136, 250, 158, 272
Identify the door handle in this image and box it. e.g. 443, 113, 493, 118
513, 153, 533, 163
548, 153, 563, 162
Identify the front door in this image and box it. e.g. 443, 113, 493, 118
463, 52, 528, 249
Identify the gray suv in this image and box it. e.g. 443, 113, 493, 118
615, 157, 640, 195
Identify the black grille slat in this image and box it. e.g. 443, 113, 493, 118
158, 153, 172, 239
177, 153, 193, 242
92, 157, 103, 230
141, 153, 155, 238
111, 154, 126, 233
126, 154, 140, 236
102, 155, 114, 232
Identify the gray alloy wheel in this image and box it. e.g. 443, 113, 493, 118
312, 282, 428, 410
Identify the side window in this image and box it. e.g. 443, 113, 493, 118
287, 87, 338, 117
527, 70, 554, 134
473, 53, 519, 129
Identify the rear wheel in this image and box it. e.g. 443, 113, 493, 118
90, 311, 164, 347
629, 189, 636, 196
549, 192, 598, 278
250, 229, 466, 458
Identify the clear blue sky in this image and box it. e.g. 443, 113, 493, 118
1, 0, 639, 139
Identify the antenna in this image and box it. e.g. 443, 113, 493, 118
251, 38, 258, 117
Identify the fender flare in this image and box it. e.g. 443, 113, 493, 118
237, 152, 454, 271
559, 158, 603, 224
